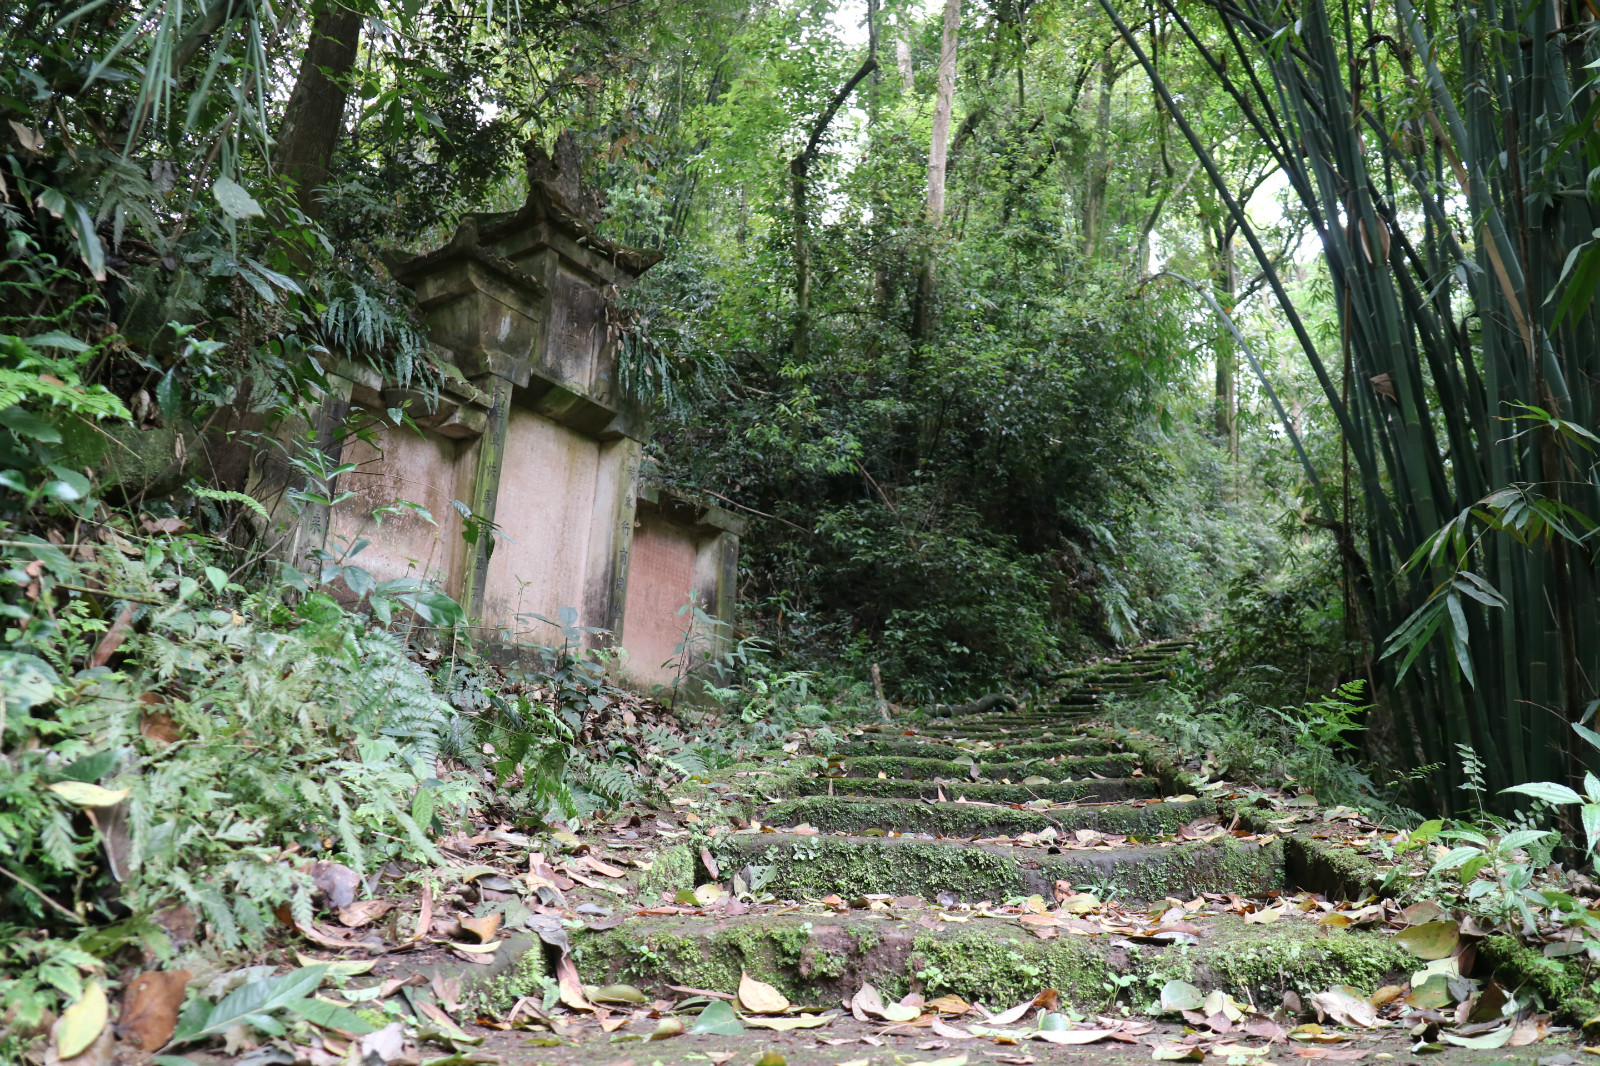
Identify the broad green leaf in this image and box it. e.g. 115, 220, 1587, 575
1395, 921, 1459, 960
1410, 820, 1443, 844
690, 999, 744, 1035
171, 965, 328, 1044
1499, 829, 1554, 851
213, 177, 264, 219
27, 331, 90, 352
1159, 979, 1204, 1013
282, 997, 377, 1035
1502, 782, 1583, 805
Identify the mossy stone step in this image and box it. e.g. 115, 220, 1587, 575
838, 753, 1142, 781
570, 911, 1411, 1013
764, 795, 1214, 838
705, 831, 1284, 903
790, 775, 1162, 804
907, 722, 1090, 737
832, 738, 1109, 760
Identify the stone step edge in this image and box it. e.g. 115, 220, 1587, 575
565, 909, 1412, 1014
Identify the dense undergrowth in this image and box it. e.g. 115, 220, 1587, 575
0, 321, 873, 1050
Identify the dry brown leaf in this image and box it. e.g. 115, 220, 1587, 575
431, 973, 462, 1014
459, 913, 502, 943
927, 995, 972, 1015
738, 971, 790, 1014
115, 969, 191, 1051
337, 900, 394, 928
557, 955, 593, 1011
411, 879, 433, 944
931, 1018, 975, 1040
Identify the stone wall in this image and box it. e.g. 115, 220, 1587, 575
267, 132, 739, 686
619, 485, 743, 690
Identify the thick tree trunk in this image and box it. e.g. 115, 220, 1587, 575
276, 1, 362, 221
896, 33, 914, 92
911, 0, 960, 345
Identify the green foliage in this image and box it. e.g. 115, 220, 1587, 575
1115, 680, 1385, 811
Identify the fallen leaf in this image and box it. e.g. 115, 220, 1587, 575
738, 971, 789, 1013
432, 973, 462, 1014
932, 1018, 975, 1039
985, 994, 1048, 1027
592, 984, 648, 1005
115, 969, 191, 1051
1161, 980, 1204, 1013
744, 1013, 836, 1030
1441, 1028, 1514, 1049
57, 979, 108, 1059
853, 983, 886, 1022
1152, 1041, 1206, 1061
1293, 1049, 1369, 1060
754, 1052, 787, 1066
310, 861, 361, 910
649, 1017, 686, 1040
293, 953, 374, 977
929, 995, 972, 1015
1395, 921, 1459, 961
1310, 987, 1377, 1029
337, 901, 394, 928
691, 1000, 744, 1035
459, 914, 502, 943
557, 955, 592, 1011
1034, 1029, 1119, 1045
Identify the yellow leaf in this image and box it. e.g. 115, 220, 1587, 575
744, 1013, 836, 1030
48, 781, 129, 807
449, 940, 502, 954
57, 979, 108, 1059
293, 952, 375, 976
738, 971, 790, 1014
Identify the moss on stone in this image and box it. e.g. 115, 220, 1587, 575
842, 753, 1141, 782
706, 832, 1284, 903
910, 926, 1116, 1008
1478, 935, 1599, 1022
638, 843, 696, 901
572, 918, 833, 1003
790, 776, 1160, 803
571, 912, 1406, 1015
1154, 918, 1414, 1008
834, 738, 1108, 760
764, 797, 1060, 837
762, 796, 1214, 839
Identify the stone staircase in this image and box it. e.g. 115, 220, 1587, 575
567, 639, 1411, 1015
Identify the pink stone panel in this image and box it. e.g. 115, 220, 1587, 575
621, 513, 700, 688
328, 429, 465, 596
480, 408, 600, 641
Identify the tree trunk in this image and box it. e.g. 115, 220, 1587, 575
791, 57, 879, 361
911, 0, 960, 345
896, 32, 915, 92
276, 1, 362, 221
1212, 223, 1238, 457
1081, 52, 1115, 258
